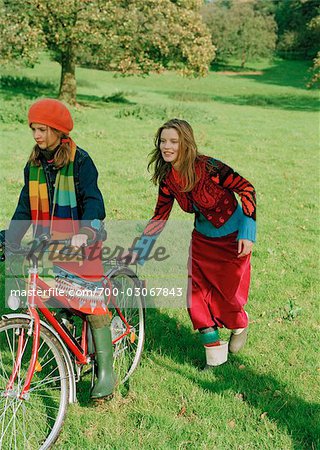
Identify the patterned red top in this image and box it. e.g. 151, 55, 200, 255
143, 155, 256, 237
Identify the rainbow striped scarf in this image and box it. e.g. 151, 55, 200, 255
29, 139, 79, 238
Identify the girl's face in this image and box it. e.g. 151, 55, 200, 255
30, 123, 61, 150
160, 128, 180, 167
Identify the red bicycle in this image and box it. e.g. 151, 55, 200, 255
0, 235, 145, 449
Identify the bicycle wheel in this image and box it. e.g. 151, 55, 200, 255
108, 268, 145, 383
0, 318, 69, 450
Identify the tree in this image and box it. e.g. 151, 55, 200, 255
0, 0, 215, 105
307, 15, 320, 87
275, 0, 319, 58
201, 0, 277, 67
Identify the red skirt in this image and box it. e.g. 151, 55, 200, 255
187, 230, 251, 330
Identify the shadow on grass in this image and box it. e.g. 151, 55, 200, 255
2, 70, 317, 113
168, 91, 319, 112
0, 75, 57, 99
145, 308, 320, 450
77, 93, 135, 108
213, 93, 319, 112
0, 76, 135, 108
212, 59, 313, 90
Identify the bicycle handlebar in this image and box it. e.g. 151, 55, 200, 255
0, 233, 102, 261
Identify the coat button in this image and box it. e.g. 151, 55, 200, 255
219, 217, 225, 223
224, 199, 229, 205
215, 207, 221, 213
207, 215, 212, 220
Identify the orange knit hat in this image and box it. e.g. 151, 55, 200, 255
28, 98, 73, 134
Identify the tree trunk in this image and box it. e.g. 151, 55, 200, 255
59, 47, 77, 105
241, 49, 246, 68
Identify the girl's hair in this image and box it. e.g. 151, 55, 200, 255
148, 118, 200, 192
28, 128, 71, 169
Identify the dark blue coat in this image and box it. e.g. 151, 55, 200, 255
9, 147, 105, 244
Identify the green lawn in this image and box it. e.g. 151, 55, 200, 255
0, 56, 319, 449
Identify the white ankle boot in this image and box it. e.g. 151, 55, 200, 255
229, 312, 249, 353
204, 341, 228, 368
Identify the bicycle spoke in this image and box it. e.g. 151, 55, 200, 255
4, 329, 14, 361
29, 372, 62, 392
0, 319, 69, 449
26, 391, 63, 399
12, 400, 17, 450
21, 402, 27, 450
37, 353, 58, 372
0, 395, 10, 447
0, 355, 10, 385
109, 268, 145, 384
0, 399, 23, 445
38, 344, 52, 367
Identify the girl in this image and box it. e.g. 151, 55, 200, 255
2, 98, 115, 398
129, 119, 256, 368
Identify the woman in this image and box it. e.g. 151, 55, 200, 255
2, 98, 115, 399
128, 119, 256, 368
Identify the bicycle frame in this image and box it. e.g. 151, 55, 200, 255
5, 266, 134, 400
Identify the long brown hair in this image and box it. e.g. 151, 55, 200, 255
28, 128, 72, 169
148, 118, 200, 192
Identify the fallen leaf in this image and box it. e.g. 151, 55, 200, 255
273, 390, 281, 397
228, 420, 236, 429
235, 393, 245, 401
177, 406, 187, 417
238, 365, 246, 370
260, 412, 268, 420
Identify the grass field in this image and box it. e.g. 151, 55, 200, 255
0, 56, 319, 449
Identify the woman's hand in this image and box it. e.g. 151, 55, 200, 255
120, 250, 139, 265
237, 239, 253, 258
71, 234, 88, 248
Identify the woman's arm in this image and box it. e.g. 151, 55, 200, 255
143, 181, 175, 236
129, 181, 175, 264
6, 164, 31, 245
209, 158, 256, 220
209, 158, 256, 257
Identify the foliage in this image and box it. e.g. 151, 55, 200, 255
307, 16, 320, 87
201, 0, 277, 67
76, 0, 214, 76
0, 2, 44, 67
0, 0, 215, 104
275, 0, 320, 58
308, 51, 320, 87
282, 300, 302, 321
202, 0, 320, 63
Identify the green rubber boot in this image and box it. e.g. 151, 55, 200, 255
88, 314, 117, 400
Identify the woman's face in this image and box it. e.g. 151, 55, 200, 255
159, 128, 180, 167
30, 123, 61, 150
